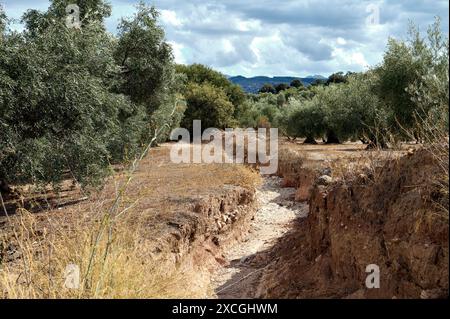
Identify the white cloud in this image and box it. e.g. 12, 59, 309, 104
336, 37, 347, 45
168, 41, 186, 64
160, 9, 183, 27
2, 0, 448, 77
348, 52, 369, 68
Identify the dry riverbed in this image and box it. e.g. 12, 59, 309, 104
209, 176, 308, 298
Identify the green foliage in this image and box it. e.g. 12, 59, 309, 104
115, 5, 173, 112
374, 39, 419, 133
243, 18, 448, 147
273, 98, 302, 137
337, 73, 389, 143
407, 17, 449, 139
287, 100, 326, 141
235, 101, 260, 128
290, 79, 304, 88
282, 87, 300, 100
259, 83, 276, 94
373, 18, 448, 138
275, 83, 289, 93
176, 64, 245, 108
278, 73, 388, 144
176, 63, 245, 129
276, 92, 286, 107
235, 91, 287, 129
22, 0, 112, 39
48, 0, 112, 22
326, 72, 348, 85
0, 2, 183, 189
0, 23, 120, 186
0, 5, 6, 35
310, 79, 326, 87
176, 64, 229, 88
181, 83, 234, 132
114, 3, 184, 143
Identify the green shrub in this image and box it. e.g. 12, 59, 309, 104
181, 83, 234, 132
176, 63, 245, 130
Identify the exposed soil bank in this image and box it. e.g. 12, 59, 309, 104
144, 184, 260, 298
0, 146, 261, 298
255, 149, 448, 299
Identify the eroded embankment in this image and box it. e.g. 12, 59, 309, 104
0, 145, 261, 298
150, 183, 260, 297
254, 148, 448, 299
2, 144, 447, 299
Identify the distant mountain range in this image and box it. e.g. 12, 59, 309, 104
228, 75, 327, 93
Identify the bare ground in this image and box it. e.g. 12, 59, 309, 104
2, 141, 445, 299
209, 176, 308, 299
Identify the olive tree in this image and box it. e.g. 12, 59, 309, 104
181, 83, 235, 133
0, 1, 183, 190
287, 99, 326, 144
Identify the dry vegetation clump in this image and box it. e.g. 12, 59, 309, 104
427, 140, 449, 214
0, 208, 199, 298
277, 146, 305, 187
328, 147, 407, 185
0, 145, 260, 298
418, 118, 449, 215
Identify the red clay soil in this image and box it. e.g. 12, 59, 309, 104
255, 149, 448, 299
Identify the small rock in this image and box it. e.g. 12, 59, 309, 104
317, 175, 333, 186
240, 256, 249, 263
420, 289, 443, 299
344, 289, 366, 299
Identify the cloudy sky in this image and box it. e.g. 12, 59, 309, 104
1, 0, 448, 77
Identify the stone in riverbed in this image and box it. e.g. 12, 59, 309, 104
317, 175, 333, 186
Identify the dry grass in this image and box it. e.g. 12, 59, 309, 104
419, 116, 449, 215
278, 139, 410, 184
277, 146, 305, 178
0, 145, 260, 299
0, 209, 193, 298
328, 147, 407, 185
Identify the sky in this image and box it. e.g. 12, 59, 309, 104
1, 0, 448, 77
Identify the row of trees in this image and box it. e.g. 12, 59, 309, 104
0, 1, 447, 192
257, 72, 353, 95
1, 2, 253, 191
0, 1, 185, 189
259, 79, 304, 94
243, 18, 449, 147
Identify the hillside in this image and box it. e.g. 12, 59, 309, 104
229, 75, 326, 93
